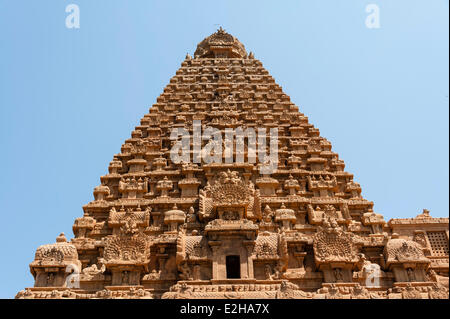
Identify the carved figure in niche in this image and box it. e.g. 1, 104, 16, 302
47, 273, 55, 286
223, 211, 238, 220
272, 264, 284, 280
334, 268, 343, 282
122, 271, 129, 285
407, 268, 415, 282
123, 251, 132, 261
324, 205, 338, 219
190, 241, 207, 258
179, 262, 192, 280
263, 205, 274, 223
264, 264, 274, 280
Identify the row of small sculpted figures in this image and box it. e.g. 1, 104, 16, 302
16, 284, 449, 299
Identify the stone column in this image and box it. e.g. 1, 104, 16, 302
209, 241, 221, 280
243, 241, 255, 279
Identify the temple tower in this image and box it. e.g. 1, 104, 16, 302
16, 29, 448, 299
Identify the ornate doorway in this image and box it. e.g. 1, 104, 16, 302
226, 255, 241, 279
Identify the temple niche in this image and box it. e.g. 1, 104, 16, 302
16, 29, 448, 299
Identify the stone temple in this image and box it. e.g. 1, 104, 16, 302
17, 29, 449, 299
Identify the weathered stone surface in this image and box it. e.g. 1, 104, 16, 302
16, 29, 448, 299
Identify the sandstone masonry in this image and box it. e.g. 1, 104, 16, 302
16, 28, 449, 299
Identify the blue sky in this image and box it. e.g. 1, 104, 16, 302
0, 0, 448, 298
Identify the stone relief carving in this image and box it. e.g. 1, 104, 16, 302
103, 232, 149, 264
199, 170, 261, 220
384, 238, 429, 264
313, 218, 358, 263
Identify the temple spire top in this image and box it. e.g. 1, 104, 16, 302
194, 28, 247, 59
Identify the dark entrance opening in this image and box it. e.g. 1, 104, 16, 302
226, 255, 241, 279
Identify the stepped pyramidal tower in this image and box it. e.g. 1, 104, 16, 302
17, 28, 449, 299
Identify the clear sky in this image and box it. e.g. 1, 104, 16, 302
0, 0, 448, 298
